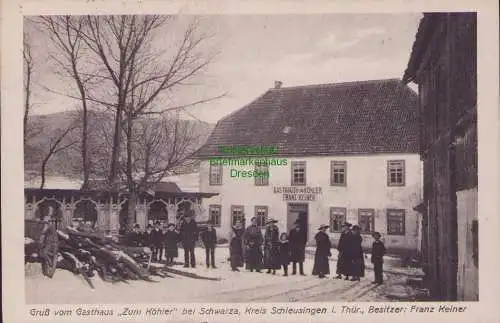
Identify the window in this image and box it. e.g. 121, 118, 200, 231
387, 209, 405, 235
230, 205, 244, 226
291, 161, 306, 186
358, 209, 375, 234
254, 161, 269, 186
209, 164, 222, 185
209, 205, 221, 227
387, 160, 405, 186
329, 207, 346, 233
331, 161, 347, 186
254, 206, 268, 228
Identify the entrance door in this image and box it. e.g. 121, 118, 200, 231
287, 203, 308, 241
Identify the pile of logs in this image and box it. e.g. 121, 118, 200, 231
25, 226, 166, 288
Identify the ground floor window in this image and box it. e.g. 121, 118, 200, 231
387, 209, 405, 235
358, 208, 375, 234
209, 204, 222, 227
329, 207, 346, 233
231, 205, 244, 226
254, 205, 268, 228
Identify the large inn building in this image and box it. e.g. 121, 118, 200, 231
196, 79, 423, 253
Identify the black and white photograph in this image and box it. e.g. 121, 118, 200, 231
2, 1, 499, 321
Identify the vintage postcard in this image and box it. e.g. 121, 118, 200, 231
1, 0, 499, 322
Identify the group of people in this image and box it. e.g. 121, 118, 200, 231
124, 214, 387, 285
313, 222, 386, 285
229, 216, 308, 276
126, 214, 218, 269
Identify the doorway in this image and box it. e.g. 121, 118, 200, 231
287, 203, 308, 241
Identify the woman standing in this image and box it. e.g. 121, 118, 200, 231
263, 219, 281, 274
312, 224, 331, 279
229, 223, 244, 271
164, 223, 179, 265
349, 225, 365, 281
278, 232, 291, 276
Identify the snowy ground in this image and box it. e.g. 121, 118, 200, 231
26, 246, 423, 304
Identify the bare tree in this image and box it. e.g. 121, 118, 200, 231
39, 122, 79, 189
37, 16, 94, 190
23, 32, 34, 143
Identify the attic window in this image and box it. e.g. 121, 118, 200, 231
283, 126, 291, 134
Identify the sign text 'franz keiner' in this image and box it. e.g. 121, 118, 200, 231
273, 186, 323, 201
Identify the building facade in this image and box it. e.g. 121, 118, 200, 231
403, 12, 478, 301
197, 79, 423, 253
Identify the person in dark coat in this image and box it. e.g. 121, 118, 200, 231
263, 219, 281, 274
126, 223, 143, 247
312, 224, 332, 278
164, 223, 180, 264
230, 223, 244, 271
288, 220, 307, 275
278, 232, 291, 276
151, 221, 164, 262
243, 217, 264, 272
371, 231, 386, 285
143, 224, 154, 252
335, 222, 353, 280
348, 225, 365, 281
200, 223, 217, 268
179, 214, 199, 268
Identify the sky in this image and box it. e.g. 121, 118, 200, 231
25, 13, 422, 124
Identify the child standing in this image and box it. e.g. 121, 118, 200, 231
278, 233, 291, 276
371, 231, 386, 285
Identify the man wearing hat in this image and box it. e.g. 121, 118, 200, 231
179, 212, 199, 268
263, 219, 281, 274
312, 224, 332, 278
335, 222, 353, 280
242, 217, 264, 272
151, 221, 164, 261
143, 224, 154, 253
288, 220, 307, 275
200, 223, 218, 269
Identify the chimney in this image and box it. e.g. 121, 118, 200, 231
274, 80, 283, 89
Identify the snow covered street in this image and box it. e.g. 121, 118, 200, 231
26, 246, 423, 303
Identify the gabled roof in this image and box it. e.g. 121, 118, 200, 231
196, 78, 419, 157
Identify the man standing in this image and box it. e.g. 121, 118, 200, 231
180, 213, 199, 268
335, 222, 353, 280
243, 217, 263, 272
200, 223, 217, 268
151, 221, 164, 262
126, 223, 143, 247
288, 220, 307, 275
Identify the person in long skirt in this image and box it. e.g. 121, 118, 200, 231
312, 224, 332, 278
288, 220, 307, 275
335, 222, 353, 280
164, 223, 180, 265
243, 217, 264, 272
278, 232, 291, 276
348, 225, 365, 281
263, 219, 281, 274
230, 223, 244, 271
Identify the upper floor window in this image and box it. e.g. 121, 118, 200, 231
331, 161, 347, 186
329, 207, 346, 233
387, 160, 405, 186
254, 205, 268, 228
254, 161, 269, 186
358, 208, 375, 234
291, 161, 306, 186
208, 204, 222, 227
230, 205, 244, 227
387, 209, 405, 235
209, 164, 222, 185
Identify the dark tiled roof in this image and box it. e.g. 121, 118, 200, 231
196, 79, 419, 157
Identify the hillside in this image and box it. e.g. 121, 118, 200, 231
25, 110, 215, 179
